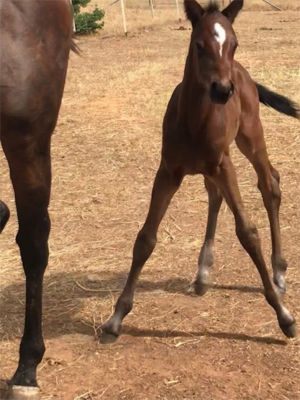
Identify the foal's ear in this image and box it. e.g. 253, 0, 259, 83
184, 0, 204, 28
222, 0, 243, 23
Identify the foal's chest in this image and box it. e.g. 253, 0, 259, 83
163, 127, 228, 176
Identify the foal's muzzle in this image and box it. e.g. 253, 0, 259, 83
210, 81, 234, 104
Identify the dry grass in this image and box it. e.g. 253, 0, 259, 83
82, 0, 300, 36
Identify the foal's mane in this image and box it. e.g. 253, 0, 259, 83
204, 0, 220, 14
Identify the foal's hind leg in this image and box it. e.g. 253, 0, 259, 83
194, 177, 223, 295
236, 130, 288, 293
101, 163, 183, 343
1, 128, 51, 388
210, 154, 295, 337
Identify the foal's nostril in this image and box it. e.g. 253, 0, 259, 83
210, 81, 234, 104
211, 81, 218, 92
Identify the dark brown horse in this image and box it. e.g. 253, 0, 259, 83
0, 0, 75, 397
101, 0, 299, 343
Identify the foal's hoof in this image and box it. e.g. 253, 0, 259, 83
0, 201, 10, 233
280, 318, 297, 338
99, 320, 121, 344
99, 330, 119, 344
193, 270, 210, 296
193, 280, 209, 296
8, 385, 40, 400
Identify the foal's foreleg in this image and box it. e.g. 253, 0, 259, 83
210, 155, 295, 338
101, 163, 183, 343
2, 134, 51, 388
194, 177, 223, 295
236, 133, 287, 293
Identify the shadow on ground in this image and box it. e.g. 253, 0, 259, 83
1, 269, 267, 343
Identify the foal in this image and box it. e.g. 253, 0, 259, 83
102, 0, 298, 342
0, 0, 75, 396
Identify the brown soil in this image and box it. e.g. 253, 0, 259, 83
0, 7, 299, 400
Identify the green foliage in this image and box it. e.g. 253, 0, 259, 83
75, 7, 105, 34
72, 0, 105, 34
72, 0, 90, 15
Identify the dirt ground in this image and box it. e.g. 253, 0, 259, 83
0, 4, 300, 400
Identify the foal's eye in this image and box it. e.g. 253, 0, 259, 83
196, 41, 205, 52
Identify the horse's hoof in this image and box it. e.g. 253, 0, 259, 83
99, 329, 119, 344
8, 385, 40, 400
193, 279, 209, 296
193, 268, 210, 296
280, 318, 297, 338
0, 381, 9, 400
0, 201, 10, 233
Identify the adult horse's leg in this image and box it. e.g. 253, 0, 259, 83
210, 154, 296, 338
236, 129, 288, 293
1, 124, 51, 391
0, 200, 10, 233
194, 177, 223, 295
101, 163, 184, 343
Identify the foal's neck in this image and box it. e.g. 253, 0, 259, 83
178, 47, 212, 126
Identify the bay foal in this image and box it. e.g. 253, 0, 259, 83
102, 0, 298, 342
0, 0, 75, 397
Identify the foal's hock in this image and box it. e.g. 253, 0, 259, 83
101, 0, 299, 343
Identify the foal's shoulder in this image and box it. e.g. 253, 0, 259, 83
233, 61, 260, 114
233, 61, 256, 88
233, 60, 257, 97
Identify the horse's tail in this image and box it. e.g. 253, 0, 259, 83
71, 37, 80, 54
256, 82, 300, 119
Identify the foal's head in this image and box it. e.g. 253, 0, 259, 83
184, 0, 243, 104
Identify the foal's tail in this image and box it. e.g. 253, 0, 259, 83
256, 82, 300, 119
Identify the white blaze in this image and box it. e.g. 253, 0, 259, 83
214, 22, 226, 57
